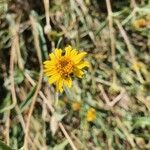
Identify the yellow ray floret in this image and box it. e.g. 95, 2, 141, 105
43, 45, 89, 92
86, 108, 96, 122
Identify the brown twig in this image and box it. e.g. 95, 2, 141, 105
43, 0, 55, 50
43, 0, 51, 33
5, 23, 18, 145
23, 15, 43, 149
5, 112, 10, 145
59, 123, 77, 150
15, 23, 24, 70
116, 20, 144, 83
116, 117, 135, 148
98, 85, 110, 104
99, 85, 125, 107
12, 22, 26, 131
109, 89, 125, 107
9, 25, 17, 113
23, 70, 43, 150
4, 20, 26, 145
75, 0, 97, 47
95, 78, 112, 86
131, 0, 137, 9
25, 72, 77, 150
106, 0, 116, 83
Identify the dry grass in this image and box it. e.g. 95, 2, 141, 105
0, 0, 150, 149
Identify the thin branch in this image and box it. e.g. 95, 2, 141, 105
109, 89, 125, 107
98, 85, 110, 104
23, 15, 43, 150
43, 0, 55, 49
23, 70, 43, 150
4, 24, 18, 146
15, 23, 24, 70
12, 23, 26, 132
131, 0, 137, 9
25, 72, 77, 150
106, 0, 116, 83
5, 112, 10, 145
8, 25, 17, 112
59, 123, 77, 150
116, 117, 135, 147
43, 0, 51, 33
99, 85, 125, 107
116, 20, 144, 83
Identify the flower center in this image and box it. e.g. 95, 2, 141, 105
56, 57, 73, 77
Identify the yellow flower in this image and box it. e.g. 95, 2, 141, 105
132, 19, 146, 29
43, 45, 89, 92
72, 101, 81, 111
86, 108, 96, 122
132, 61, 144, 71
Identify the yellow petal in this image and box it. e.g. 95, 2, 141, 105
43, 60, 56, 68
48, 74, 60, 84
65, 45, 72, 56
73, 52, 87, 64
76, 61, 89, 69
44, 70, 58, 76
44, 64, 56, 70
44, 66, 55, 71
74, 69, 84, 78
49, 53, 55, 60
55, 48, 62, 58
43, 60, 50, 65
56, 79, 63, 92
64, 77, 72, 88
70, 49, 78, 57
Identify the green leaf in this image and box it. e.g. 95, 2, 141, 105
0, 93, 12, 113
133, 117, 150, 128
64, 88, 74, 100
49, 140, 68, 150
0, 140, 14, 150
14, 69, 24, 84
19, 85, 37, 112
37, 22, 48, 59
53, 112, 66, 122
